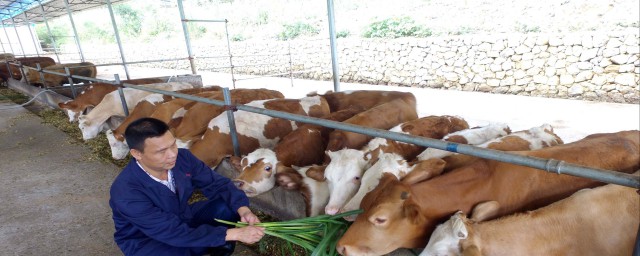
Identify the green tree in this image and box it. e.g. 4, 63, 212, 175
114, 4, 143, 37
35, 23, 69, 50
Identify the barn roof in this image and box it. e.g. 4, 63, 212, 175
0, 0, 126, 25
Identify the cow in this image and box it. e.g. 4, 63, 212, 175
272, 165, 330, 217
336, 130, 640, 256
188, 96, 331, 167
23, 62, 97, 87
309, 115, 468, 215
1, 56, 56, 83
417, 123, 511, 161
57, 78, 167, 122
230, 107, 365, 197
78, 82, 195, 140
173, 89, 285, 144
423, 180, 639, 256
339, 124, 565, 219
106, 89, 223, 159
311, 90, 416, 112
325, 96, 418, 153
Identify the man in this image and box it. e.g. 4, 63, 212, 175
109, 117, 264, 256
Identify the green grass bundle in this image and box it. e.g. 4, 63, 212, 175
216, 209, 363, 256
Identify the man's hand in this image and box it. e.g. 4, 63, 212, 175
226, 226, 265, 244
237, 206, 260, 225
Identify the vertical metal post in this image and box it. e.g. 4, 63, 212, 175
176, 0, 197, 74
326, 0, 341, 92
106, 0, 131, 80
64, 66, 77, 98
2, 21, 16, 54
10, 17, 26, 57
114, 74, 129, 116
0, 32, 6, 53
23, 9, 41, 57
4, 62, 13, 80
223, 20, 236, 88
288, 41, 294, 87
36, 63, 46, 86
39, 1, 61, 63
223, 87, 240, 156
63, 0, 85, 62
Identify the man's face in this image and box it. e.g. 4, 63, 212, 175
131, 131, 179, 173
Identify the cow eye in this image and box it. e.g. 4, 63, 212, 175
374, 217, 386, 225
264, 166, 272, 172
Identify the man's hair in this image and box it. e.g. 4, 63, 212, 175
125, 117, 170, 152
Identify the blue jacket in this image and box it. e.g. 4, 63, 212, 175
109, 149, 249, 255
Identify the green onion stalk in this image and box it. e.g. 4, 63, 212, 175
216, 209, 363, 256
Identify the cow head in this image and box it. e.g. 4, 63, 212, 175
336, 173, 431, 256
323, 149, 370, 215
78, 115, 107, 141
106, 130, 130, 160
58, 100, 81, 122
232, 148, 284, 197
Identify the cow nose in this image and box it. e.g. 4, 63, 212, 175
233, 180, 244, 188
325, 206, 339, 215
336, 245, 346, 255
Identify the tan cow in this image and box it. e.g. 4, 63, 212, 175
23, 62, 97, 87
423, 179, 639, 256
189, 96, 331, 167
58, 78, 167, 122
417, 123, 511, 161
336, 130, 640, 256
1, 56, 56, 83
273, 165, 331, 217
312, 90, 416, 112
230, 107, 365, 197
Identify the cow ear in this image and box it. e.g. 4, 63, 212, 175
401, 158, 446, 184
305, 165, 327, 181
470, 201, 500, 222
462, 245, 482, 256
228, 156, 243, 172
451, 212, 469, 239
402, 200, 425, 225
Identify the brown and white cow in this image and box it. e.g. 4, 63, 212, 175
23, 62, 97, 87
336, 130, 640, 256
416, 123, 511, 161
189, 96, 331, 167
78, 82, 195, 140
315, 115, 468, 215
423, 179, 639, 256
57, 78, 166, 122
272, 165, 330, 217
1, 57, 56, 83
230, 107, 365, 197
106, 89, 223, 159
339, 124, 565, 219
173, 88, 285, 144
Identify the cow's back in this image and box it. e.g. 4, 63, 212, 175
326, 98, 418, 151
318, 90, 416, 112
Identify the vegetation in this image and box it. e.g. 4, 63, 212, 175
277, 21, 320, 41
363, 17, 432, 38
35, 23, 70, 50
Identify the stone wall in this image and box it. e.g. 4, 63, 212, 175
67, 30, 640, 103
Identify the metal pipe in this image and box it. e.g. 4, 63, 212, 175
23, 10, 41, 57
64, 66, 77, 98
223, 19, 236, 89
231, 61, 289, 68
117, 84, 640, 189
0, 32, 5, 52
39, 0, 61, 63
182, 19, 226, 23
176, 0, 197, 74
326, 0, 341, 92
10, 17, 26, 57
63, 0, 85, 62
36, 63, 46, 85
2, 21, 16, 54
106, 0, 131, 80
89, 57, 188, 67
288, 41, 294, 87
222, 87, 240, 156
114, 74, 129, 116
233, 68, 322, 81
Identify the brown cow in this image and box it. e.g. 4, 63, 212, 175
189, 96, 331, 167
1, 56, 56, 82
336, 130, 640, 256
312, 90, 416, 112
23, 62, 97, 87
230, 107, 366, 197
173, 89, 285, 143
57, 78, 166, 122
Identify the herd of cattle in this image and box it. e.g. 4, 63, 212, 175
1, 54, 98, 88
3, 52, 637, 256
16, 69, 640, 256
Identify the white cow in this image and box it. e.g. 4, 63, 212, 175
417, 123, 511, 161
